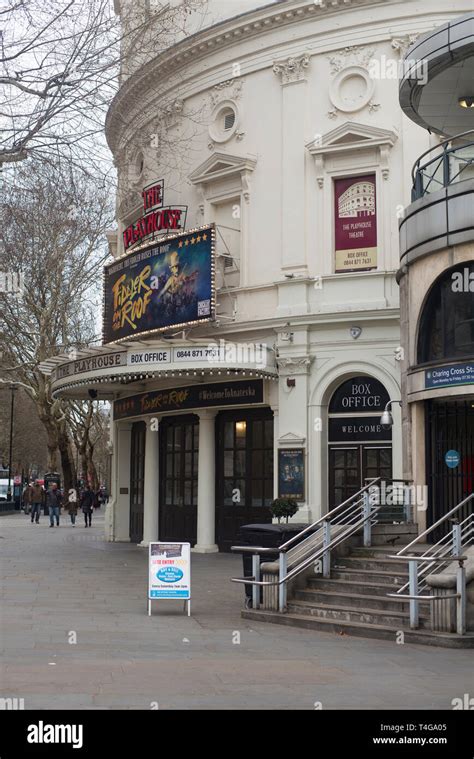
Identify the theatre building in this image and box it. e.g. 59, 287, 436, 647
398, 12, 474, 536
43, 0, 472, 551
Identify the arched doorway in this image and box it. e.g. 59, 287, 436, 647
328, 376, 392, 508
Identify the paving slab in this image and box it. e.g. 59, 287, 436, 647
1, 513, 472, 710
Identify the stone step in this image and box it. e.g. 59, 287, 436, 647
242, 609, 474, 648
330, 568, 409, 586
294, 587, 432, 613
287, 599, 415, 628
334, 556, 409, 573
351, 543, 430, 556
307, 577, 402, 596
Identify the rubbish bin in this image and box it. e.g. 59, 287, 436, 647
236, 523, 313, 607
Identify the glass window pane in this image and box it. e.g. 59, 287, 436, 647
184, 480, 191, 506
224, 450, 233, 477
174, 453, 181, 476
264, 479, 273, 505
251, 479, 262, 506
252, 450, 262, 473
235, 421, 246, 448
165, 480, 173, 505
185, 452, 192, 477
252, 421, 262, 448
224, 480, 234, 505
173, 480, 180, 504
166, 454, 173, 474
185, 425, 192, 450
264, 448, 273, 477
234, 480, 245, 505
224, 422, 233, 448
264, 419, 273, 448
235, 450, 246, 476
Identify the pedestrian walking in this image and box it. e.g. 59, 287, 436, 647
45, 482, 62, 527
66, 488, 78, 527
23, 482, 34, 517
29, 481, 45, 524
80, 485, 95, 527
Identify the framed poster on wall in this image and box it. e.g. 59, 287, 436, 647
334, 174, 377, 272
278, 449, 305, 501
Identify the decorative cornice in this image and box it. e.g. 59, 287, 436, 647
327, 45, 375, 74
273, 53, 310, 84
106, 0, 386, 153
210, 78, 244, 106
390, 33, 422, 57
277, 356, 312, 375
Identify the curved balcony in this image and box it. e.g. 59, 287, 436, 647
398, 132, 474, 275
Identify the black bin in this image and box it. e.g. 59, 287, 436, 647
236, 523, 312, 607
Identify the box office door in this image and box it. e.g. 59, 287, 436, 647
328, 444, 392, 509
216, 410, 274, 552
159, 415, 199, 545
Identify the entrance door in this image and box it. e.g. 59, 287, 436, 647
216, 409, 274, 551
130, 421, 146, 543
426, 399, 474, 541
159, 415, 199, 545
328, 445, 392, 509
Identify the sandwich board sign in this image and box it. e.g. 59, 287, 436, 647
148, 542, 191, 616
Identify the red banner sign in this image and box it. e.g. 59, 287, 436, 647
334, 175, 377, 272
122, 180, 188, 251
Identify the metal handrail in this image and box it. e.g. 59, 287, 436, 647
231, 503, 378, 588
396, 493, 473, 556
411, 129, 474, 186
276, 478, 381, 552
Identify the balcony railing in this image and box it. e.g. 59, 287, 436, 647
412, 130, 474, 201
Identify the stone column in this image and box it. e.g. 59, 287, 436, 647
140, 419, 160, 547
273, 53, 310, 274
114, 421, 133, 542
194, 410, 218, 553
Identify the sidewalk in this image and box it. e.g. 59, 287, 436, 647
0, 512, 472, 710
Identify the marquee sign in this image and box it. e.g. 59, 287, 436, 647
103, 224, 215, 344
114, 379, 264, 420
123, 180, 188, 251
334, 174, 377, 273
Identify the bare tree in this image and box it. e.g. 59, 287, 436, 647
0, 0, 207, 171
67, 400, 109, 490
0, 158, 113, 491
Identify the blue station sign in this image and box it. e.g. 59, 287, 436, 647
425, 362, 474, 390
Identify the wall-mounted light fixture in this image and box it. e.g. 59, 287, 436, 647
380, 399, 402, 428
458, 96, 474, 109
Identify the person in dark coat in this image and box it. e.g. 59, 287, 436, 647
80, 486, 95, 527
46, 482, 62, 527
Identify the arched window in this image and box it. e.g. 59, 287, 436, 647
417, 262, 474, 364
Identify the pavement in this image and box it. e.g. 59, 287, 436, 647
0, 512, 472, 710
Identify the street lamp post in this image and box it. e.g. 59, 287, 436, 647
7, 385, 16, 501
380, 399, 402, 428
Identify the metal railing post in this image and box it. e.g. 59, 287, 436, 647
279, 551, 287, 612
322, 520, 331, 578
452, 521, 461, 557
409, 560, 419, 629
252, 553, 260, 610
363, 491, 371, 547
403, 483, 411, 524
456, 561, 466, 636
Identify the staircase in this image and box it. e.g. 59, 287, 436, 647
234, 483, 474, 648
242, 542, 472, 647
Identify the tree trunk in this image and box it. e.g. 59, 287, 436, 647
57, 429, 75, 495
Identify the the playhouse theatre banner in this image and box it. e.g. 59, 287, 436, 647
103, 224, 216, 343
334, 174, 377, 273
